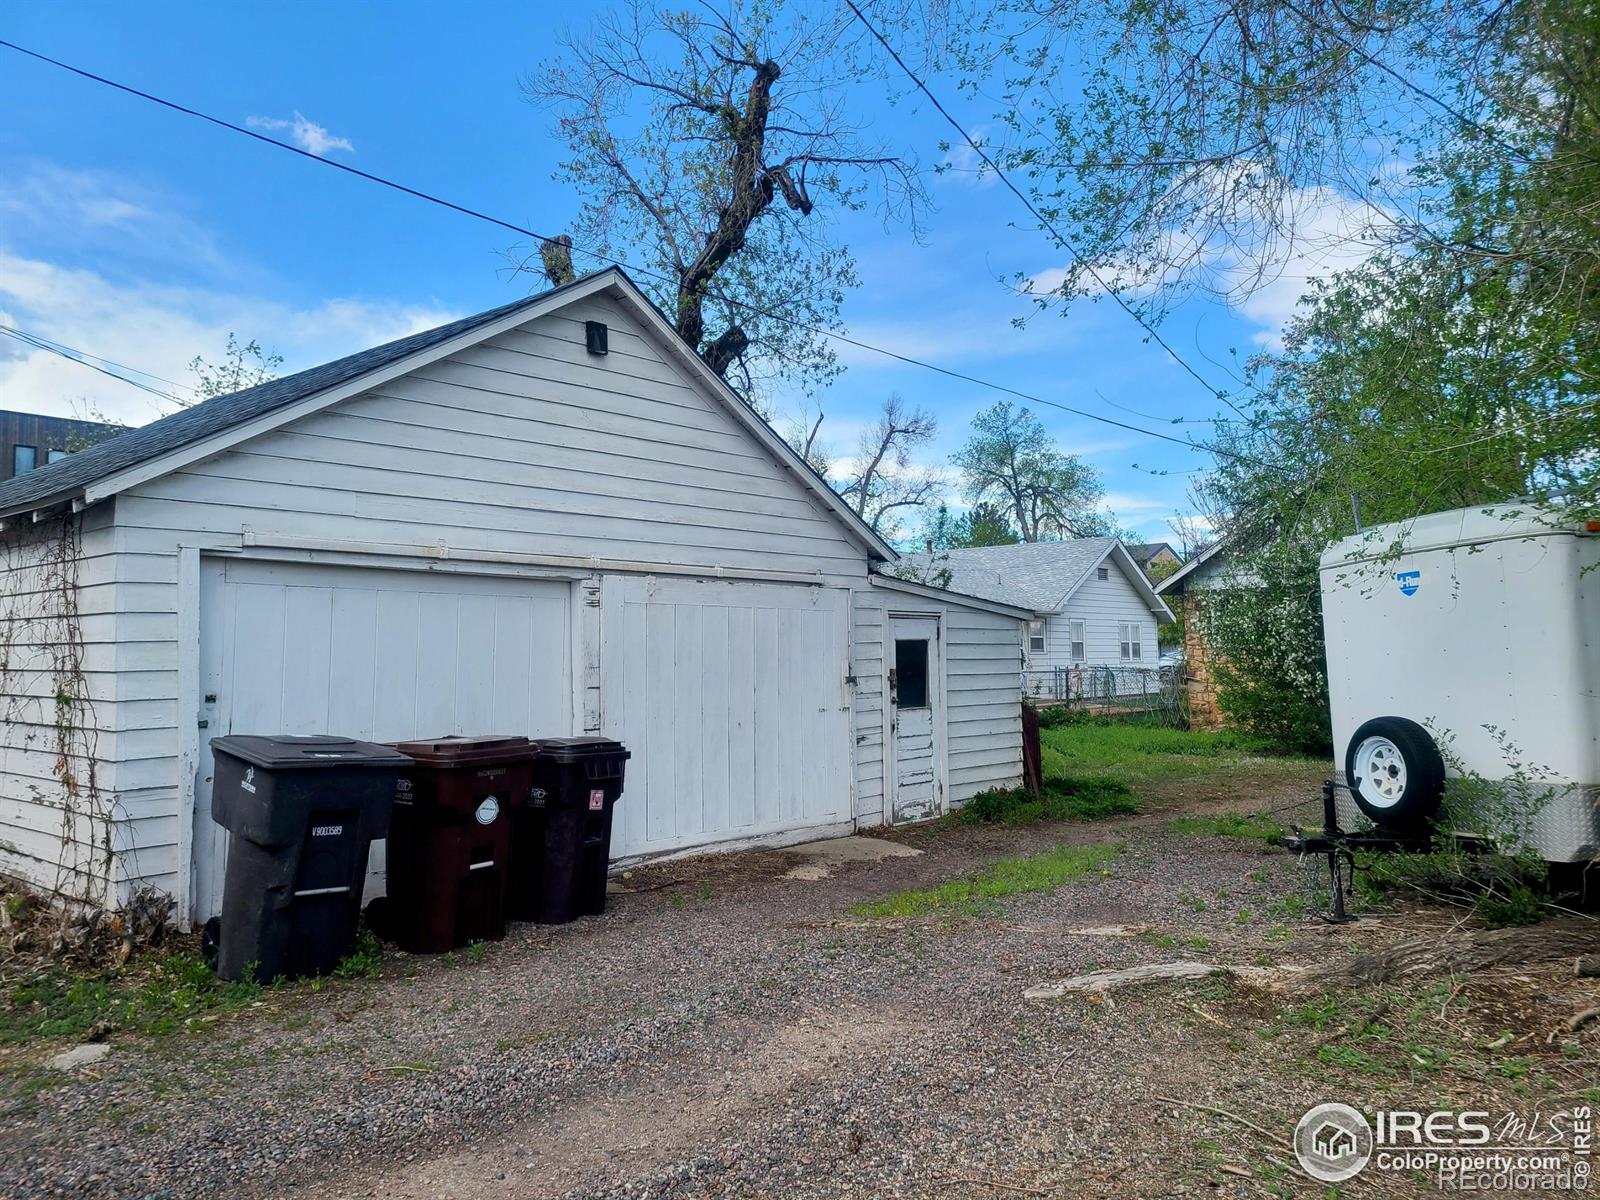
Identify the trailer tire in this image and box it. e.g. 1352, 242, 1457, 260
1345, 717, 1445, 827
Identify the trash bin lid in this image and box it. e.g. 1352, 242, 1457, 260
390, 734, 536, 768
210, 734, 413, 770
532, 736, 631, 763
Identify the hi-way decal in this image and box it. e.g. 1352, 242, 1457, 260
1395, 570, 1420, 597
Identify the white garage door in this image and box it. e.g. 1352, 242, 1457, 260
600, 575, 851, 859
192, 558, 572, 922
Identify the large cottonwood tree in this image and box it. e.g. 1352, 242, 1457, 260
527, 0, 923, 403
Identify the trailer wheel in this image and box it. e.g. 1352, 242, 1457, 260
1344, 717, 1445, 827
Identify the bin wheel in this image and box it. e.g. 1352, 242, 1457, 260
363, 896, 392, 941
1344, 716, 1445, 828
200, 917, 222, 970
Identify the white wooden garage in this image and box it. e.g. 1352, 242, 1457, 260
0, 268, 1026, 920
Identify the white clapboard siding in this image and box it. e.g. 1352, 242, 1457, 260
851, 587, 1024, 825
76, 292, 869, 897
0, 511, 121, 902
600, 575, 852, 859
1027, 562, 1161, 671
188, 558, 574, 921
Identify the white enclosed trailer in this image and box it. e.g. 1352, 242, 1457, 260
1320, 505, 1600, 861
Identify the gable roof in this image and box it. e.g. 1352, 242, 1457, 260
0, 292, 545, 518
868, 572, 1035, 620
1153, 540, 1225, 595
898, 537, 1172, 620
0, 268, 897, 562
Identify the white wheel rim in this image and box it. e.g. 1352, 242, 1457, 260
1353, 736, 1407, 807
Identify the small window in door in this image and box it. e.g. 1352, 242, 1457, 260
894, 638, 929, 708
1027, 619, 1046, 653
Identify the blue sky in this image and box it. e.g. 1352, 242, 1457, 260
0, 1, 1369, 544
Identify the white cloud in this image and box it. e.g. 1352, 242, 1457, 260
1022, 183, 1392, 345
1221, 187, 1390, 348
245, 112, 354, 157
0, 161, 233, 277
0, 252, 456, 425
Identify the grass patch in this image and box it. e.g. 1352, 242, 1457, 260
1039, 720, 1320, 786
1170, 812, 1286, 844
0, 952, 262, 1046
956, 777, 1137, 826
850, 842, 1123, 918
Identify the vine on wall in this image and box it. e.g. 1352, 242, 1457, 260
0, 512, 117, 909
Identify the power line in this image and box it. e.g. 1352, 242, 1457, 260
843, 0, 1255, 425
1, 323, 193, 395
0, 324, 187, 407
0, 36, 1270, 469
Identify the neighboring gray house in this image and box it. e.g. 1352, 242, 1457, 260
0, 268, 1028, 918
899, 539, 1173, 687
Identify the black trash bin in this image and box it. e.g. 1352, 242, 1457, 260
208, 735, 410, 983
510, 738, 630, 924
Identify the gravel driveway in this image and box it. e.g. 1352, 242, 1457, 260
2, 769, 1589, 1199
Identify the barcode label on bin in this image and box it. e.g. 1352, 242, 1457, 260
588, 789, 605, 810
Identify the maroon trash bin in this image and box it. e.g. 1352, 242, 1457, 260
384, 735, 533, 953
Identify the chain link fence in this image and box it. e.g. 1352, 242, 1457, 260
1022, 664, 1186, 725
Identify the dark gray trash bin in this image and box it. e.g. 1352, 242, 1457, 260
207, 735, 410, 983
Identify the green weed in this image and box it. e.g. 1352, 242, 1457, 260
850, 843, 1123, 918
1, 952, 261, 1046
333, 929, 384, 979
1170, 812, 1286, 844
956, 777, 1137, 826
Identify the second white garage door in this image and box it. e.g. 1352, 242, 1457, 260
600, 576, 852, 859
192, 558, 573, 921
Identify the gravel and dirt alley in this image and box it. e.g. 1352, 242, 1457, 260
2, 756, 1596, 1199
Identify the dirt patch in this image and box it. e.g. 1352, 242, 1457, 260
302, 1006, 917, 1200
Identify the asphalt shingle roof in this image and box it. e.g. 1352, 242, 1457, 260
0, 284, 571, 517
896, 538, 1118, 612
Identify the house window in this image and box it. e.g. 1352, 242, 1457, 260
1027, 620, 1046, 653
894, 639, 929, 708
1119, 622, 1142, 661
12, 445, 36, 475
1096, 566, 1110, 581
1069, 619, 1086, 662
46, 448, 66, 464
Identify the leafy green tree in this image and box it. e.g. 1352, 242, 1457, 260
959, 0, 1600, 337
916, 500, 1019, 552
957, 501, 1019, 547
955, 0, 1599, 746
952, 401, 1112, 541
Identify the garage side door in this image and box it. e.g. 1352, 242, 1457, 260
193, 559, 572, 922
601, 576, 850, 859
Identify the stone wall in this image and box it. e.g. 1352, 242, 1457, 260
1182, 592, 1226, 731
